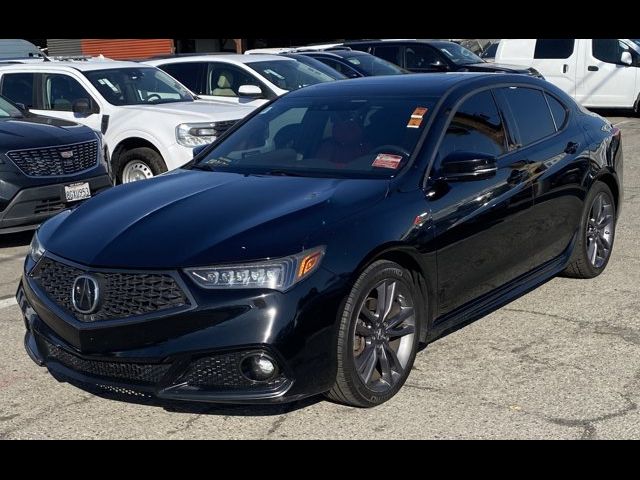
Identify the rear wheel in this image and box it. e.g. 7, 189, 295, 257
115, 147, 167, 184
326, 260, 421, 407
563, 181, 616, 278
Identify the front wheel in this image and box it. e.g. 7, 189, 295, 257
326, 260, 421, 407
563, 181, 617, 278
115, 147, 167, 184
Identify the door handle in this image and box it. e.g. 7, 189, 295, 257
564, 141, 580, 154
588, 65, 599, 71
562, 64, 568, 73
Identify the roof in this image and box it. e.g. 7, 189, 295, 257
286, 72, 536, 98
145, 54, 294, 65
0, 60, 150, 72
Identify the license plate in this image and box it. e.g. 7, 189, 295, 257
64, 182, 91, 203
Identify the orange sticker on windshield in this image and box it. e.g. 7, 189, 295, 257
407, 107, 428, 128
372, 154, 403, 169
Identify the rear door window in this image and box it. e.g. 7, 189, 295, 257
372, 46, 402, 66
159, 62, 206, 94
497, 87, 557, 146
0, 72, 36, 108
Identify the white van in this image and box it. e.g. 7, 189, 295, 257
495, 39, 640, 112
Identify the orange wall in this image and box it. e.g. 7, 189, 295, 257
81, 39, 174, 60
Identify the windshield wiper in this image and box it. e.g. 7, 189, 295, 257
262, 170, 306, 177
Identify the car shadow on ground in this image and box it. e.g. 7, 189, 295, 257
589, 108, 637, 119
0, 231, 34, 248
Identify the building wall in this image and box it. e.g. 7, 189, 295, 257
47, 39, 82, 57
81, 39, 174, 59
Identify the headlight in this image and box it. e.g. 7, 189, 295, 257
176, 122, 220, 147
184, 246, 325, 291
29, 231, 45, 263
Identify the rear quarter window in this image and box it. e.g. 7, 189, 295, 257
498, 86, 557, 147
534, 39, 575, 59
545, 93, 568, 129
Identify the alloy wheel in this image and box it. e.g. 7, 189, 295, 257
586, 191, 614, 268
352, 279, 416, 393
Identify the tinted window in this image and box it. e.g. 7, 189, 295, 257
160, 62, 205, 94
0, 73, 35, 108
545, 93, 568, 129
534, 39, 575, 59
372, 46, 402, 66
0, 95, 22, 117
341, 53, 405, 76
438, 90, 507, 160
42, 74, 94, 111
499, 87, 556, 146
405, 45, 443, 70
196, 95, 436, 179
592, 39, 629, 65
208, 64, 266, 98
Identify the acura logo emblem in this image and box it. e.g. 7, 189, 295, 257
60, 150, 74, 159
71, 275, 100, 314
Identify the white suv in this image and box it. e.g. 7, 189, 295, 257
0, 61, 254, 183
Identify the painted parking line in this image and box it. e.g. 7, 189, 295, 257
0, 297, 17, 310
613, 119, 636, 127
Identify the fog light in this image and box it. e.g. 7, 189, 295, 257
240, 353, 278, 382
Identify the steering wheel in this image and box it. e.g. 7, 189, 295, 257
369, 145, 411, 158
146, 93, 162, 102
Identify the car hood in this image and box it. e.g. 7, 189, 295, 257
0, 114, 93, 151
461, 62, 537, 74
119, 100, 254, 121
40, 169, 389, 268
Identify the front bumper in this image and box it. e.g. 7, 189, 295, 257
17, 261, 345, 404
0, 174, 112, 234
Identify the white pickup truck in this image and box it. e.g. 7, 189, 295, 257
0, 61, 253, 183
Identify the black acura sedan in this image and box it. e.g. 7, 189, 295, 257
18, 73, 622, 407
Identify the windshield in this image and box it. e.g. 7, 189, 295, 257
0, 96, 22, 118
631, 39, 640, 49
246, 60, 336, 91
436, 43, 483, 65
83, 67, 194, 105
193, 95, 435, 179
283, 55, 347, 80
342, 53, 406, 76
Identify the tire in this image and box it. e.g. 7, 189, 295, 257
563, 181, 617, 279
115, 147, 167, 184
326, 260, 422, 407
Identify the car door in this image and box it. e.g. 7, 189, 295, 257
203, 63, 270, 106
495, 86, 587, 267
531, 39, 578, 97
576, 39, 638, 108
426, 88, 535, 316
29, 72, 102, 132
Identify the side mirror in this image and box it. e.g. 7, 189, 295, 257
440, 151, 497, 181
192, 144, 209, 158
621, 51, 633, 66
238, 85, 263, 97
72, 98, 95, 115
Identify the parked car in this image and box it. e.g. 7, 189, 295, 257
0, 61, 253, 183
18, 73, 622, 408
0, 94, 111, 234
145, 54, 338, 108
495, 39, 640, 112
296, 49, 407, 78
343, 39, 543, 77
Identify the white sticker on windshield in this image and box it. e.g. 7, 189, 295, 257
264, 69, 285, 80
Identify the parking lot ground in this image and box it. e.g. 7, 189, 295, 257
0, 115, 639, 439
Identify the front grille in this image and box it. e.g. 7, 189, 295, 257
180, 351, 287, 390
7, 140, 98, 177
31, 257, 190, 322
43, 339, 170, 384
214, 120, 237, 136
